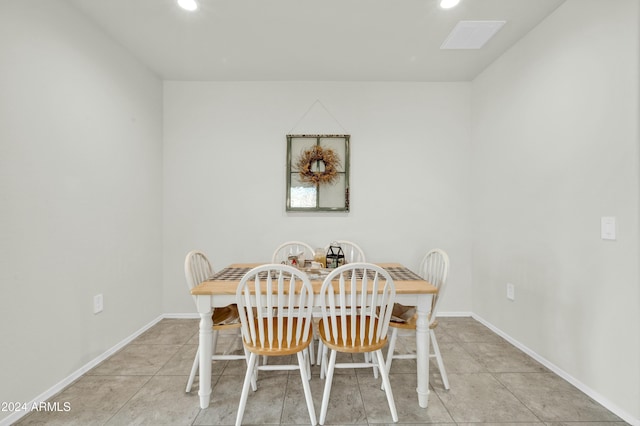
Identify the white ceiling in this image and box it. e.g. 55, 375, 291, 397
67, 0, 565, 81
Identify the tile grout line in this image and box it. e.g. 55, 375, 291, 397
101, 374, 155, 426
489, 371, 545, 424
107, 320, 194, 426
429, 322, 542, 425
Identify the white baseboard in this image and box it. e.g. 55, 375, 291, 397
472, 313, 640, 426
0, 315, 164, 426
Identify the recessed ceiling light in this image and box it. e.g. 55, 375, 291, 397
440, 0, 460, 9
177, 0, 198, 11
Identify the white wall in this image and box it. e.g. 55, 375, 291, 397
471, 0, 640, 422
163, 81, 472, 315
0, 0, 163, 420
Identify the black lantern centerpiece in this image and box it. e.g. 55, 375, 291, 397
326, 242, 345, 269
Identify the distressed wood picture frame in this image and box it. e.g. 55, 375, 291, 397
286, 134, 350, 212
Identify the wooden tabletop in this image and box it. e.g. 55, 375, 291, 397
191, 262, 437, 296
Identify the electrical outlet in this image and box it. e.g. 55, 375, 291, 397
506, 283, 515, 301
93, 294, 104, 314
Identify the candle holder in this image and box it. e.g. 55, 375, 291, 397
326, 243, 345, 269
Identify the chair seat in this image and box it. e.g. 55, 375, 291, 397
242, 317, 313, 356
212, 304, 241, 329
319, 316, 388, 353
388, 303, 437, 330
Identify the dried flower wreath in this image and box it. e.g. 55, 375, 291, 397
296, 145, 341, 185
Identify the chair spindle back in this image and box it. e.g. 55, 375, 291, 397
319, 263, 395, 348
236, 264, 314, 351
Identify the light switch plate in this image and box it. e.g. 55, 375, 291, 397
94, 294, 104, 314
601, 217, 616, 240
506, 283, 515, 301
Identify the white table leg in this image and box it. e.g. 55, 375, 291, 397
415, 294, 431, 408
196, 295, 213, 409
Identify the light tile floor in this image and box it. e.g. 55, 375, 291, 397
15, 317, 628, 425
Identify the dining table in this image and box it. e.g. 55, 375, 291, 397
190, 262, 438, 410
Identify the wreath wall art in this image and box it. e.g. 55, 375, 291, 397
296, 145, 341, 185
286, 135, 350, 212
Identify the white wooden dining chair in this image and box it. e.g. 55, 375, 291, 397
385, 248, 450, 390
271, 240, 317, 364
271, 240, 315, 265
318, 240, 367, 377
235, 264, 317, 426
184, 250, 254, 393
318, 263, 398, 424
